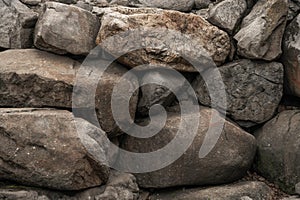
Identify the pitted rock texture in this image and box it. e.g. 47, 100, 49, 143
282, 14, 300, 98
34, 2, 100, 55
0, 108, 110, 190
96, 6, 231, 72
122, 107, 256, 188
255, 110, 300, 194
234, 0, 288, 60
0, 0, 38, 49
192, 59, 284, 127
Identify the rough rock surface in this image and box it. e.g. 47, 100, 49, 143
110, 0, 195, 12
207, 0, 247, 34
95, 170, 139, 200
192, 59, 284, 127
234, 0, 288, 60
149, 181, 275, 200
282, 14, 300, 98
255, 110, 300, 194
288, 0, 300, 21
122, 107, 256, 188
137, 70, 189, 116
0, 108, 110, 190
0, 0, 38, 49
34, 2, 100, 55
95, 6, 231, 72
0, 49, 78, 108
0, 171, 138, 199
0, 49, 138, 136
20, 0, 41, 5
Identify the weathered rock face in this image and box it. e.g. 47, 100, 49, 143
110, 0, 195, 12
34, 2, 100, 55
149, 181, 275, 200
255, 110, 300, 194
137, 70, 189, 116
0, 49, 78, 108
234, 0, 288, 60
95, 6, 231, 72
0, 171, 138, 199
0, 0, 38, 49
122, 107, 256, 188
207, 0, 247, 34
282, 14, 300, 98
95, 170, 139, 200
0, 108, 110, 190
0, 49, 139, 136
19, 0, 41, 6
192, 59, 283, 127
288, 0, 300, 21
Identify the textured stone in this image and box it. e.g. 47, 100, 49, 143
195, 0, 211, 9
282, 14, 300, 98
234, 0, 288, 60
296, 182, 300, 195
288, 0, 300, 21
95, 170, 139, 200
123, 107, 256, 188
207, 0, 247, 34
0, 49, 139, 136
0, 0, 38, 49
137, 70, 189, 116
95, 6, 231, 72
149, 181, 274, 200
20, 0, 41, 5
0, 108, 110, 190
192, 59, 283, 127
109, 0, 195, 11
34, 2, 100, 55
255, 110, 300, 194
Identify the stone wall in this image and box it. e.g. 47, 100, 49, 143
0, 0, 299, 199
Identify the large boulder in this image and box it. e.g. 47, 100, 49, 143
254, 110, 300, 194
149, 181, 275, 200
110, 0, 195, 12
282, 14, 300, 98
234, 0, 288, 60
95, 6, 231, 72
0, 171, 138, 199
122, 107, 256, 188
192, 59, 284, 127
0, 0, 38, 49
0, 108, 110, 190
207, 0, 247, 34
34, 2, 100, 55
0, 49, 139, 136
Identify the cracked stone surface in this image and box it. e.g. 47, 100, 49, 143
122, 107, 256, 188
34, 2, 100, 55
0, 108, 110, 190
192, 59, 284, 127
234, 0, 288, 60
207, 0, 247, 34
0, 49, 139, 136
95, 6, 231, 72
0, 0, 38, 49
254, 110, 300, 194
